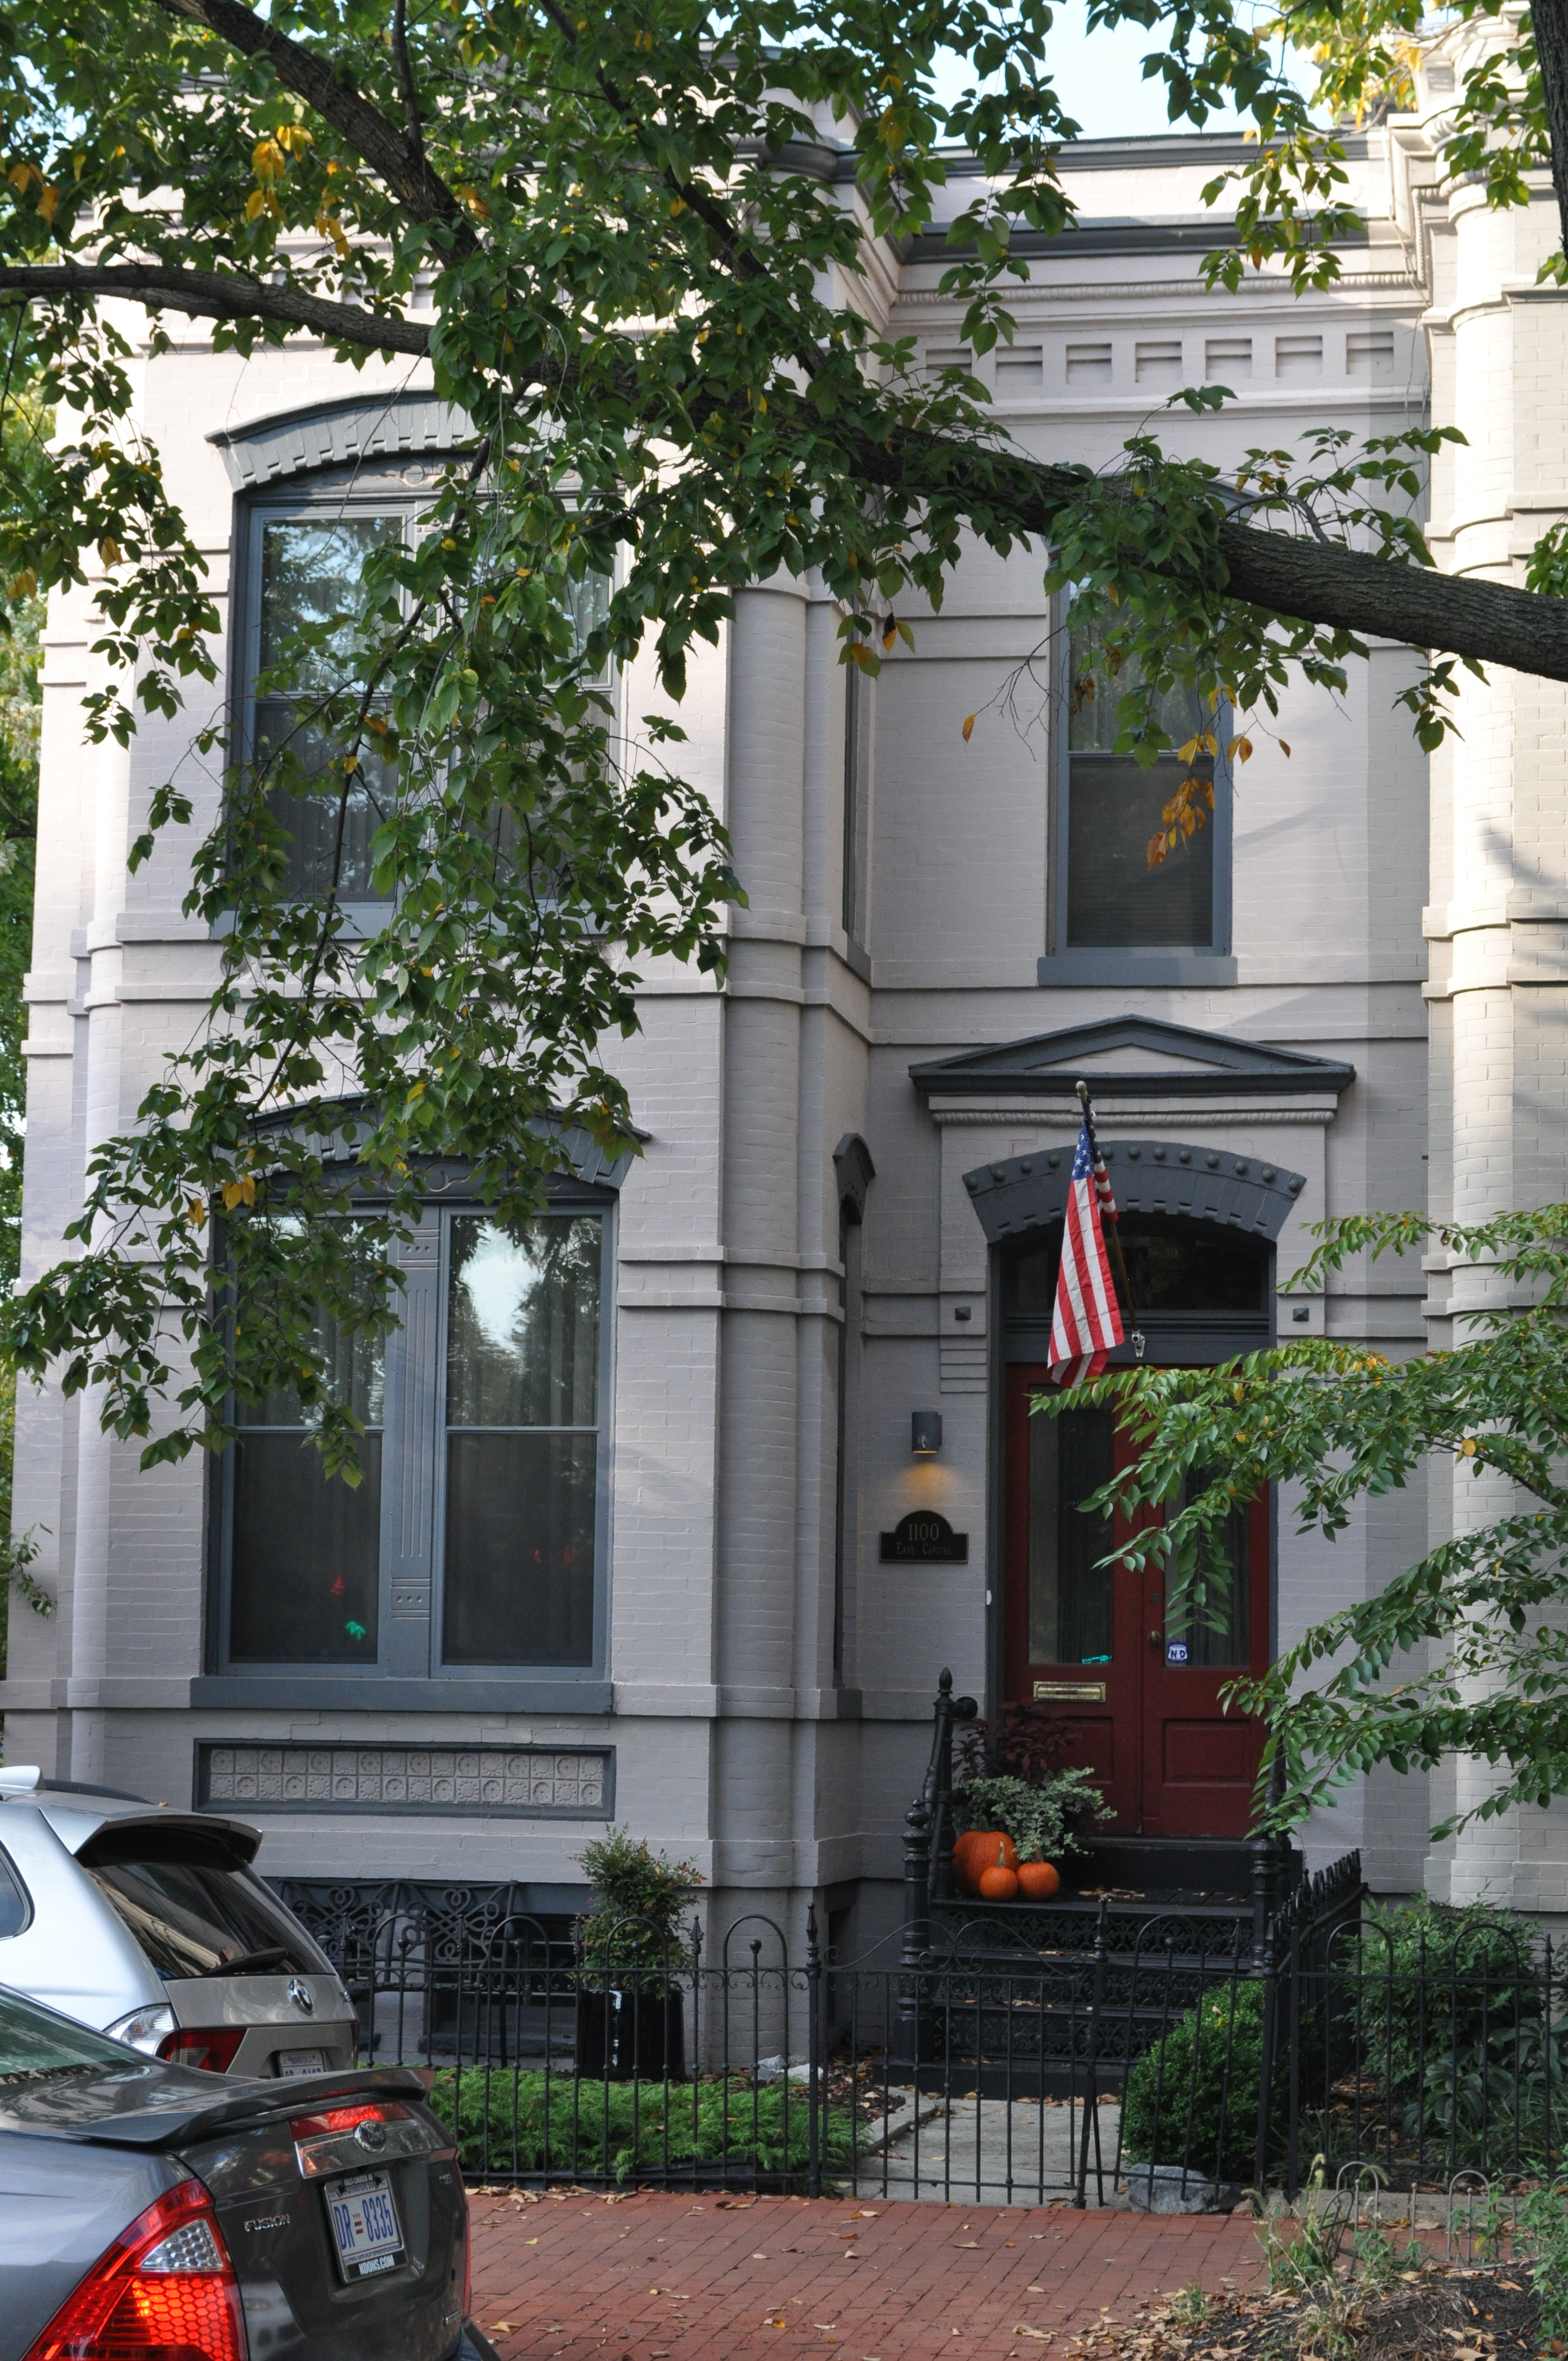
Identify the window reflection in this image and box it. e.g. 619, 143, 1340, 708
1027, 1405, 1115, 1666
442, 1216, 601, 1666
252, 514, 402, 902
1065, 611, 1213, 950
229, 1310, 384, 1664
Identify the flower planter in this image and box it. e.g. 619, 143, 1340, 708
574, 1987, 687, 2083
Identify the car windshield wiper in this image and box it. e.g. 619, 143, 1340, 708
206, 1946, 292, 1978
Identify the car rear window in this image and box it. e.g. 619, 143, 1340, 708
0, 1844, 30, 1938
0, 1986, 141, 2081
85, 1859, 331, 1981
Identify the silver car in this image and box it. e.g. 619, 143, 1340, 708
0, 1765, 359, 2077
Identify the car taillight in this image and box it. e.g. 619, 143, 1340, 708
156, 2027, 248, 2073
21, 2178, 247, 2361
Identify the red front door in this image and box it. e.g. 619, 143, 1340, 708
1003, 1366, 1270, 1838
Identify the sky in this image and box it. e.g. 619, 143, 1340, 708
931, 4, 1314, 143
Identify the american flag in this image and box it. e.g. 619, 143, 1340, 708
1046, 1109, 1125, 1388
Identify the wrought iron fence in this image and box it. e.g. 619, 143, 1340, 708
266, 1693, 1558, 2207
265, 1873, 1387, 2206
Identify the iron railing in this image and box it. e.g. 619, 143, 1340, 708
268, 1868, 1427, 2206
266, 1690, 1553, 2206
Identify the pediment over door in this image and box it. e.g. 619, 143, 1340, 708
910, 1015, 1355, 1102
916, 1016, 1354, 1388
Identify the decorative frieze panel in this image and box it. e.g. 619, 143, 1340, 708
197, 1741, 613, 1818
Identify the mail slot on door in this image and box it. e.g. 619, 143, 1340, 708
1034, 1680, 1108, 1704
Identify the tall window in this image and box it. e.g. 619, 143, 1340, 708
230, 1313, 384, 1664
246, 504, 406, 904
443, 1216, 601, 1666
218, 1202, 610, 1675
240, 471, 616, 907
1054, 611, 1228, 955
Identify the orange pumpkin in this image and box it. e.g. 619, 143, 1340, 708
954, 1830, 1018, 1894
1016, 1860, 1061, 1901
978, 1846, 1020, 1903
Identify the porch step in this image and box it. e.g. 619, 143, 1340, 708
928, 1837, 1304, 1962
1063, 1835, 1298, 1901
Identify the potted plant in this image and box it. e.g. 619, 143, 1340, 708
574, 1828, 703, 2082
949, 1708, 1109, 1897
952, 1771, 1109, 1895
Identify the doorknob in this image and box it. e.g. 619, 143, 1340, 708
1148, 1628, 1162, 1647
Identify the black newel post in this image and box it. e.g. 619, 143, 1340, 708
895, 1788, 933, 2067
1251, 1886, 1280, 2199
806, 1904, 823, 2199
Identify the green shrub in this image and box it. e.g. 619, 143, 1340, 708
1357, 1895, 1538, 2072
434, 2067, 857, 2183
575, 1827, 703, 1988
1120, 1979, 1268, 2185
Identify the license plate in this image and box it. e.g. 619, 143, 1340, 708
324, 2170, 404, 2282
275, 2048, 327, 2077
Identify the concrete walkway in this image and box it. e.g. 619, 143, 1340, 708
469, 2186, 1264, 2361
853, 2098, 1124, 2209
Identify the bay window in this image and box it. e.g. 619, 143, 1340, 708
215, 1200, 611, 1679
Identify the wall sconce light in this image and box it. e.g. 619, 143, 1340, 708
911, 1410, 943, 1456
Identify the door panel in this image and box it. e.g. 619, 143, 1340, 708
1004, 1366, 1269, 1839
1141, 1483, 1269, 1836
1004, 1368, 1141, 1830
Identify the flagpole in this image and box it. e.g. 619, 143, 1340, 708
1075, 1078, 1146, 1362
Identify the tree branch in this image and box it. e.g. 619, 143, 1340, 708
868, 432, 1568, 683
8, 266, 1566, 681
155, 0, 476, 254
0, 262, 431, 355
391, 0, 427, 164
1532, 0, 1568, 259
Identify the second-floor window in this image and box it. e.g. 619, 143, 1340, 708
245, 495, 408, 905
1054, 611, 1228, 955
238, 463, 615, 911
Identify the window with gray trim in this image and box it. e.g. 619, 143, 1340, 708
236, 464, 612, 908
1052, 608, 1230, 954
219, 1198, 612, 1675
241, 484, 410, 905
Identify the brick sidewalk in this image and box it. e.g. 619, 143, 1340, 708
469, 2189, 1266, 2361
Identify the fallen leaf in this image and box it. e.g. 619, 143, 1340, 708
1014, 2330, 1052, 2342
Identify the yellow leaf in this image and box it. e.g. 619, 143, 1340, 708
1229, 735, 1253, 762
244, 189, 267, 221
1177, 735, 1200, 762
1460, 1436, 1478, 1456
7, 569, 35, 599
961, 714, 975, 742
342, 754, 359, 774
1279, 739, 1291, 758
37, 183, 58, 225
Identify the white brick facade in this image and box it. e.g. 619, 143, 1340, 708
4, 95, 1561, 1937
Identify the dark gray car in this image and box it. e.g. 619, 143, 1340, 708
0, 1979, 491, 2361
